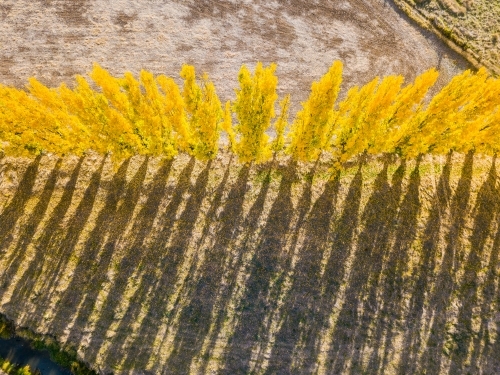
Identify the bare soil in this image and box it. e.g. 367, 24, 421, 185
0, 151, 499, 374
0, 0, 470, 112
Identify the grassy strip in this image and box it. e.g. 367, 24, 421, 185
392, 0, 500, 76
0, 357, 32, 375
0, 314, 97, 375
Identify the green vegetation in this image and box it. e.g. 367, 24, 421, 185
0, 358, 32, 375
0, 314, 96, 375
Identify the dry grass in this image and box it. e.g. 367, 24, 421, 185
394, 0, 500, 75
1, 150, 499, 374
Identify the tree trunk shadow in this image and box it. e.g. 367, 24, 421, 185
0, 158, 61, 298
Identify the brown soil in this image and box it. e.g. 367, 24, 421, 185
0, 0, 470, 113
0, 151, 499, 374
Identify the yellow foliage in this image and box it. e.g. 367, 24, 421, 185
233, 62, 278, 163
330, 76, 379, 164
272, 94, 290, 153
180, 65, 222, 160
288, 61, 343, 161
1, 62, 500, 167
334, 75, 404, 163
378, 68, 439, 154
221, 100, 236, 151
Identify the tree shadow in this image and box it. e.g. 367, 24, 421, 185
398, 153, 453, 374
0, 158, 62, 297
84, 157, 189, 363
65, 157, 153, 346
326, 158, 405, 374
48, 158, 132, 334
29, 157, 107, 321
367, 158, 422, 374
107, 159, 212, 369
195, 163, 273, 375
0, 155, 42, 252
220, 161, 297, 375
481, 210, 500, 373
421, 151, 474, 374
162, 164, 251, 374
8, 157, 84, 314
231, 160, 316, 375
264, 171, 341, 374
448, 157, 498, 374
349, 159, 406, 373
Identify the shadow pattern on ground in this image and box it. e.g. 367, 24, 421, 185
0, 153, 499, 374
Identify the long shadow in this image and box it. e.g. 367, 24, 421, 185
448, 157, 498, 374
29, 157, 107, 321
195, 164, 274, 375
107, 160, 212, 369
0, 155, 42, 251
326, 159, 404, 374
84, 158, 189, 363
0, 158, 62, 296
224, 161, 315, 375
398, 153, 452, 374
264, 172, 341, 374
367, 159, 421, 374
64, 157, 156, 344
48, 158, 132, 334
302, 164, 363, 371
481, 211, 500, 373
9, 157, 84, 313
348, 160, 406, 373
220, 162, 297, 375
421, 151, 474, 374
163, 164, 251, 374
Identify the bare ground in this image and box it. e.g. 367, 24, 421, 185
0, 151, 499, 374
0, 0, 470, 112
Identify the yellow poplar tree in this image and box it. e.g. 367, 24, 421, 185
58, 76, 110, 155
330, 76, 379, 165
89, 63, 146, 156
233, 62, 278, 163
443, 68, 500, 153
156, 74, 191, 156
337, 75, 404, 162
399, 68, 489, 158
0, 83, 71, 156
374, 68, 439, 154
288, 61, 343, 161
180, 65, 222, 160
272, 94, 290, 153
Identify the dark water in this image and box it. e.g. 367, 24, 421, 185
0, 336, 72, 375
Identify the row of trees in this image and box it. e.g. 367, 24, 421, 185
1, 62, 499, 165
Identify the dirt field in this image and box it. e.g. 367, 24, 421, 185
0, 0, 469, 112
1, 152, 499, 374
